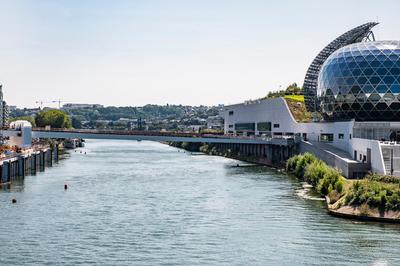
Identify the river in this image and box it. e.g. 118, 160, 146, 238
0, 140, 399, 265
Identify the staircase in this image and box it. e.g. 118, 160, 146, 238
381, 148, 392, 175
380, 144, 400, 176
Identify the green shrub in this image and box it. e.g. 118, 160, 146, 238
304, 160, 328, 186
334, 179, 344, 194
286, 155, 300, 172
366, 172, 400, 184
316, 167, 341, 196
294, 153, 317, 178
346, 179, 400, 211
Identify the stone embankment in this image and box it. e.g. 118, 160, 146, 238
0, 144, 61, 185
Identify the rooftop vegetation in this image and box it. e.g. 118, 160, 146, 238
264, 83, 313, 122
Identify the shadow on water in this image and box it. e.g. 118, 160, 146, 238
0, 178, 25, 192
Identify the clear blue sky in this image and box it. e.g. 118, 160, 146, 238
1, 0, 399, 108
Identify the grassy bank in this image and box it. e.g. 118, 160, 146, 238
287, 153, 400, 220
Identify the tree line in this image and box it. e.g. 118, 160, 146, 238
11, 109, 72, 128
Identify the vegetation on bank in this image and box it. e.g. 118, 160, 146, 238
12, 110, 72, 129
169, 142, 220, 155
345, 173, 400, 211
286, 153, 346, 202
35, 110, 72, 128
287, 153, 400, 212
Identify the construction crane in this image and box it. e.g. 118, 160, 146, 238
35, 100, 55, 109
35, 99, 75, 109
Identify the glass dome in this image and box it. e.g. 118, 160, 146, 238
318, 41, 400, 121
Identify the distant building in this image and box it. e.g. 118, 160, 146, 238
62, 103, 104, 109
0, 85, 9, 127
7, 105, 17, 111
206, 115, 224, 130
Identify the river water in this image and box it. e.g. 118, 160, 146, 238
0, 140, 399, 265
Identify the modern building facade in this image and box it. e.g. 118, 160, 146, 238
224, 22, 400, 177
303, 22, 378, 112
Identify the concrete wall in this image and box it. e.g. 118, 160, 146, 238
299, 141, 371, 178
349, 138, 385, 174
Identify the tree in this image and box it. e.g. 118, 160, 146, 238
266, 82, 303, 98
35, 110, 72, 128
285, 83, 302, 95
71, 116, 82, 129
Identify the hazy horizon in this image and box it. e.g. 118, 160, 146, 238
1, 0, 400, 108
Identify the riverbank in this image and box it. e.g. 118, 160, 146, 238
0, 143, 62, 185
168, 141, 288, 169
287, 153, 400, 223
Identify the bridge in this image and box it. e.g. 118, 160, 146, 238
1, 128, 300, 173
3, 128, 299, 146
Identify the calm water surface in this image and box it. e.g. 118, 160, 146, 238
0, 140, 399, 265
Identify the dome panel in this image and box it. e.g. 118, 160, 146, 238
318, 41, 400, 121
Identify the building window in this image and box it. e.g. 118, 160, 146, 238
228, 111, 234, 116
273, 123, 280, 128
320, 133, 334, 142
338, 133, 344, 139
234, 123, 255, 131
228, 124, 233, 128
257, 122, 271, 132
349, 134, 352, 139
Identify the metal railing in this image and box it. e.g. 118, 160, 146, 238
32, 127, 300, 143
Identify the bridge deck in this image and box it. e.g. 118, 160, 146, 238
4, 129, 298, 146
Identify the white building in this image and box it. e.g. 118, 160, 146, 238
223, 97, 391, 176
8, 120, 32, 148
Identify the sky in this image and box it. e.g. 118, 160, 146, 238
0, 0, 400, 108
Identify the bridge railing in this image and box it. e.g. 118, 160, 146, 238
32, 127, 300, 143
32, 127, 231, 139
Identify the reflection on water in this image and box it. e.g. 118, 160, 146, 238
0, 140, 399, 265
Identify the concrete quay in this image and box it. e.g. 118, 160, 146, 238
0, 145, 60, 184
